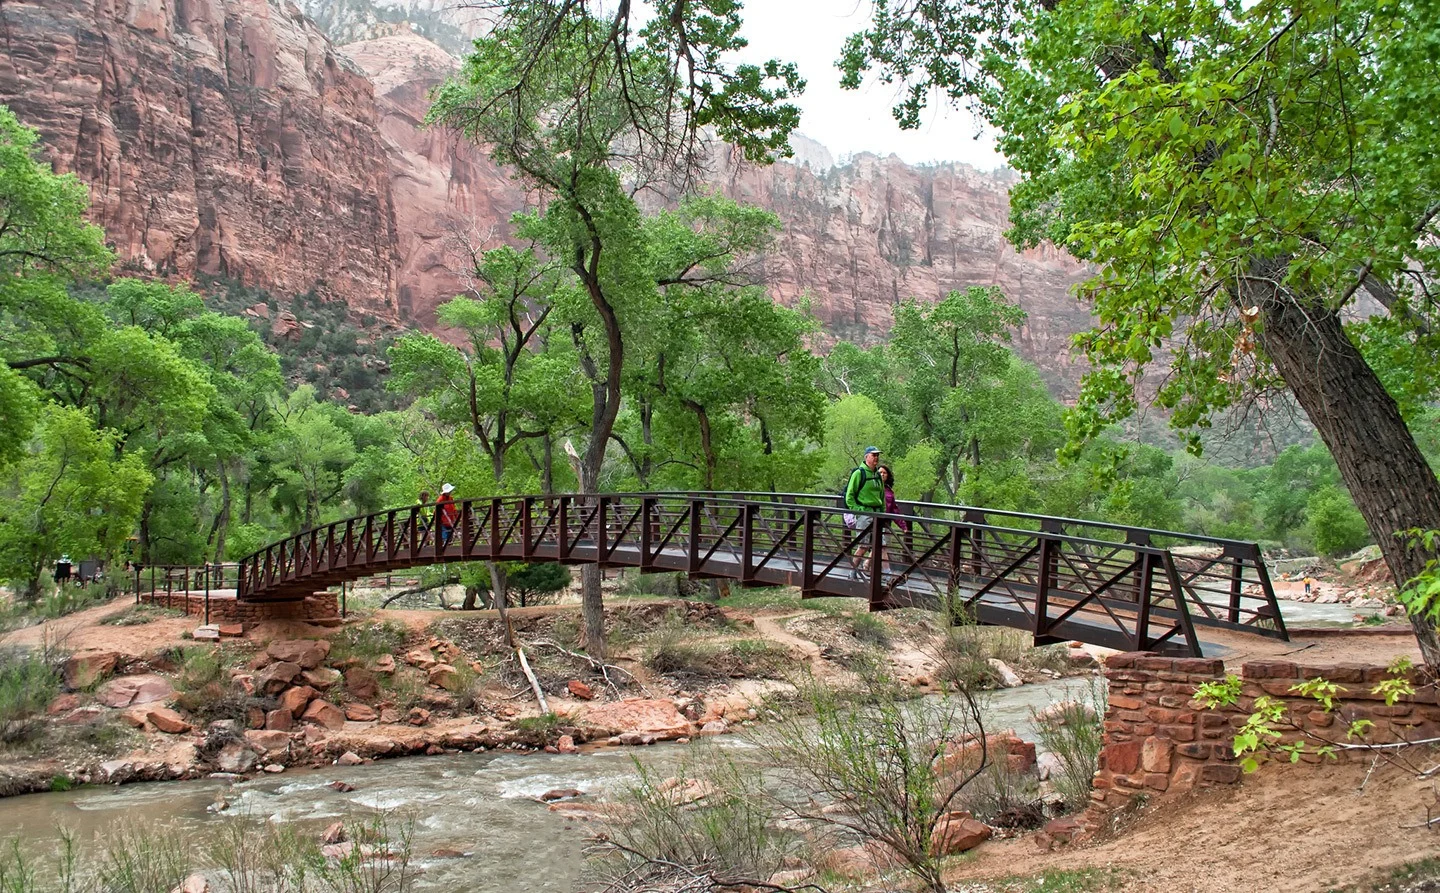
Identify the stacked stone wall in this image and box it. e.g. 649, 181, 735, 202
139, 591, 340, 625
1080, 652, 1439, 836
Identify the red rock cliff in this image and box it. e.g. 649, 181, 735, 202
0, 0, 400, 315
1, 9, 1092, 384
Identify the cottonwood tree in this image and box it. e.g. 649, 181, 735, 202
429, 0, 802, 656
0, 105, 112, 464
0, 406, 150, 600
889, 286, 1028, 498
842, 0, 1440, 663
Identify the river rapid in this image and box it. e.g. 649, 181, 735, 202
0, 679, 1093, 891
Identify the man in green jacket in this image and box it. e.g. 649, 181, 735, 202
845, 446, 885, 580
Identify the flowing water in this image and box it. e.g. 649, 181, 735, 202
0, 679, 1091, 891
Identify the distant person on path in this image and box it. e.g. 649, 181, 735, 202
1304, 576, 1315, 597
436, 484, 459, 548
417, 490, 432, 546
54, 554, 72, 586
844, 447, 885, 580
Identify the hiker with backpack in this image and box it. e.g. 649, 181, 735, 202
844, 447, 886, 580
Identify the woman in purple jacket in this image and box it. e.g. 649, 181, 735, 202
878, 465, 909, 580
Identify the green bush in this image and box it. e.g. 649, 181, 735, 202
1306, 485, 1371, 557
0, 649, 61, 744
847, 611, 892, 649
331, 620, 408, 663
1032, 681, 1107, 812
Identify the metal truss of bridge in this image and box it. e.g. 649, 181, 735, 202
237, 492, 1288, 658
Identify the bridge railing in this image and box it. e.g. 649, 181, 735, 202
656, 491, 1285, 638
233, 491, 1291, 656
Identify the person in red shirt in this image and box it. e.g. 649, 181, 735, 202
436, 483, 460, 547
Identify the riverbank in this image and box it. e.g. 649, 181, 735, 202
0, 589, 1098, 797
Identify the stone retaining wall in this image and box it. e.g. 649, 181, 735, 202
1079, 651, 1439, 836
139, 591, 340, 625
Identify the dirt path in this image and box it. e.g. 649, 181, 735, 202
0, 596, 192, 655
949, 759, 1438, 891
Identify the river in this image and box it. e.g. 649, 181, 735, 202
0, 678, 1092, 891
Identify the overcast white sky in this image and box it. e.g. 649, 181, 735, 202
733, 2, 1006, 170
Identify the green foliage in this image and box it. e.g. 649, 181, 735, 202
847, 611, 892, 649
1031, 682, 1106, 813
331, 621, 409, 664
0, 405, 151, 599
820, 394, 890, 488
1195, 657, 1419, 772
0, 648, 61, 744
1398, 529, 1440, 624
755, 672, 990, 893
504, 562, 571, 607
593, 748, 796, 889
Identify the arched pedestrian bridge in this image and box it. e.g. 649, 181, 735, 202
237, 492, 1288, 658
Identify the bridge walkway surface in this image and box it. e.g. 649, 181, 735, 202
237, 492, 1288, 658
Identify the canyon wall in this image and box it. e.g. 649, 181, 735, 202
0, 0, 400, 316
0, 1, 1093, 384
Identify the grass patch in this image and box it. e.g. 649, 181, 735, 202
513, 712, 564, 734
0, 648, 62, 746
101, 604, 185, 626
717, 586, 805, 611
1333, 856, 1440, 892
846, 611, 892, 649
644, 634, 790, 681
982, 868, 1128, 892
331, 620, 409, 663
938, 623, 1073, 690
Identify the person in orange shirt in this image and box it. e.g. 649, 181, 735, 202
436, 483, 460, 547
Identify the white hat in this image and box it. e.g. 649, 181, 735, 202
440, 483, 454, 494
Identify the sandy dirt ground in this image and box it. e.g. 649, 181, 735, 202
949, 759, 1440, 891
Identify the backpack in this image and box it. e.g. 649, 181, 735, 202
839, 466, 880, 527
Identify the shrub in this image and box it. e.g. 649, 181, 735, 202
1032, 681, 1106, 812
0, 648, 61, 744
332, 621, 408, 663
592, 750, 796, 890
847, 610, 892, 648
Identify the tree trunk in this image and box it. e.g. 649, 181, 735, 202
488, 562, 509, 610
1251, 272, 1440, 667
211, 460, 232, 563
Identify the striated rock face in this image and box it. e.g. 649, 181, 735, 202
0, 0, 400, 317
705, 151, 1093, 391
1, 1, 1093, 382
340, 33, 529, 322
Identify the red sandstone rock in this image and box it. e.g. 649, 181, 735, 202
321, 821, 346, 845
302, 667, 342, 690
47, 693, 81, 715
96, 674, 174, 708
379, 706, 403, 724
427, 664, 461, 690
217, 623, 244, 638
279, 685, 319, 717
567, 679, 595, 700
268, 640, 330, 670
406, 707, 431, 726
556, 734, 578, 754
265, 708, 294, 732
255, 662, 302, 696
930, 811, 992, 855
337, 752, 364, 766
303, 700, 347, 731
345, 703, 379, 722
63, 651, 120, 689
244, 729, 291, 755
147, 707, 192, 734
372, 655, 396, 674
580, 698, 693, 741
345, 667, 379, 700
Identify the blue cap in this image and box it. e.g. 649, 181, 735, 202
863, 446, 881, 456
